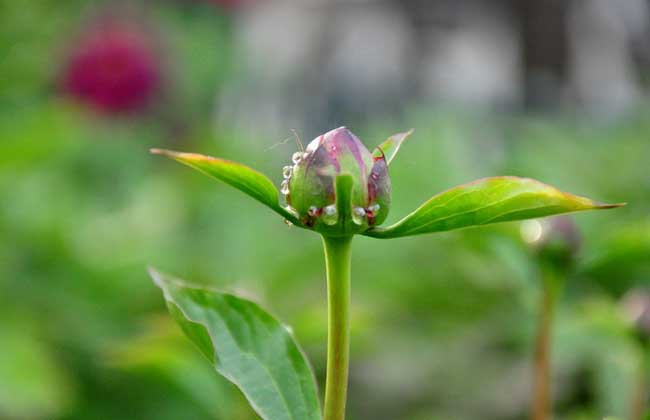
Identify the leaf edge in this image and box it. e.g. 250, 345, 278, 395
363, 176, 625, 239
147, 266, 323, 420
150, 148, 300, 224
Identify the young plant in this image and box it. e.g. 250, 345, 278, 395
521, 216, 581, 420
622, 289, 650, 420
150, 127, 622, 420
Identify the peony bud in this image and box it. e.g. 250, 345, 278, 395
521, 216, 581, 269
622, 289, 650, 342
282, 127, 390, 236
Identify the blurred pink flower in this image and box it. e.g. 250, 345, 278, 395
63, 19, 160, 115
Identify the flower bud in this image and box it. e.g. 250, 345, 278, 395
283, 127, 390, 235
622, 289, 650, 342
521, 216, 581, 269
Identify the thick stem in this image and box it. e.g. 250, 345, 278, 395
631, 343, 650, 420
531, 268, 560, 420
322, 235, 353, 420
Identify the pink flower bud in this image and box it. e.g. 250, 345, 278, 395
622, 289, 650, 341
522, 216, 581, 268
283, 127, 391, 235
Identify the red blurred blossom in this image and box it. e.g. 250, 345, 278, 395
62, 19, 160, 115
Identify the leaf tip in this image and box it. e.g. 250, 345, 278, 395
596, 202, 627, 209
392, 128, 415, 146
149, 148, 180, 158
146, 266, 166, 289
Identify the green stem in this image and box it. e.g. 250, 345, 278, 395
631, 343, 650, 420
531, 267, 561, 420
322, 235, 353, 420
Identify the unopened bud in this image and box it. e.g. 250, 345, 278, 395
521, 216, 581, 268
284, 127, 391, 235
622, 289, 650, 341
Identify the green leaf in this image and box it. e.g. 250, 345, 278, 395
150, 149, 298, 223
149, 268, 322, 420
372, 129, 414, 165
364, 176, 623, 238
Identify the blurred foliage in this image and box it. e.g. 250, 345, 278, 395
1, 1, 649, 420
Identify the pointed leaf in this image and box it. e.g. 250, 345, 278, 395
372, 129, 414, 165
149, 268, 322, 420
151, 149, 297, 223
364, 176, 623, 238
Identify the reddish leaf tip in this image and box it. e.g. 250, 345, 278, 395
596, 202, 627, 209
150, 148, 172, 156
150, 148, 208, 162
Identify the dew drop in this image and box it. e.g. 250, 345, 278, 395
308, 206, 320, 217
368, 203, 380, 212
366, 204, 380, 224
352, 207, 366, 225
280, 179, 290, 195
282, 165, 293, 179
292, 151, 303, 164
321, 204, 338, 225
284, 205, 299, 218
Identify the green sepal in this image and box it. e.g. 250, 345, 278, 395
314, 174, 366, 237
372, 129, 414, 165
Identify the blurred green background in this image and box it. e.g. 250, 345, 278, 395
1, 1, 649, 419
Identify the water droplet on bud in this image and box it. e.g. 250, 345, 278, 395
292, 151, 305, 164
280, 180, 290, 195
321, 204, 338, 225
282, 165, 293, 179
366, 203, 380, 225
368, 203, 380, 213
284, 205, 299, 218
352, 207, 366, 225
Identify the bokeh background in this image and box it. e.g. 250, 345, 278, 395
1, 0, 649, 419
